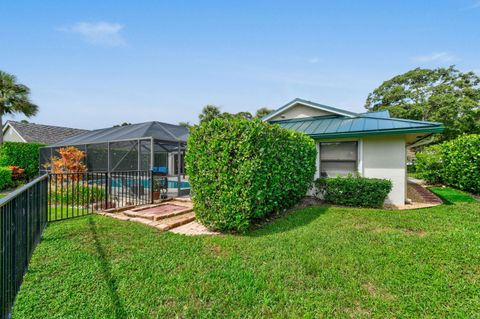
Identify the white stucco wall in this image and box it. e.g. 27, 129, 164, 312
311, 136, 407, 205
270, 104, 333, 121
362, 136, 406, 205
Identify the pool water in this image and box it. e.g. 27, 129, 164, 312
168, 180, 190, 189
108, 179, 190, 189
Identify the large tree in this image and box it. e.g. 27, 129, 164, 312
0, 71, 38, 143
197, 105, 274, 124
365, 66, 480, 141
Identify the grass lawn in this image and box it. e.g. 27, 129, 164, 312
48, 206, 90, 221
430, 187, 478, 204
12, 194, 480, 318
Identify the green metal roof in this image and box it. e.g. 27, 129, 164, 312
270, 115, 444, 139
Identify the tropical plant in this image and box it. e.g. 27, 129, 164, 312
44, 146, 87, 175
365, 66, 480, 141
198, 105, 222, 124
0, 70, 38, 143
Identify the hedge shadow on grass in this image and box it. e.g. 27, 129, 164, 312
247, 205, 330, 237
87, 216, 127, 319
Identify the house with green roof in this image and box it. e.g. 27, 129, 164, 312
264, 98, 444, 206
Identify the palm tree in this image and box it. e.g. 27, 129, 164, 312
0, 71, 38, 143
198, 105, 221, 123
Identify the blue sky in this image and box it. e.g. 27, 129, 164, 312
1, 0, 479, 129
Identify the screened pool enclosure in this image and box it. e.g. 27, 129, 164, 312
39, 122, 190, 199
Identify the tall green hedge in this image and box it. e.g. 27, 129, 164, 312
416, 134, 480, 194
0, 167, 12, 190
0, 142, 45, 179
186, 118, 317, 232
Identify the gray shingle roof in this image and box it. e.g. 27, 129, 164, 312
5, 121, 89, 145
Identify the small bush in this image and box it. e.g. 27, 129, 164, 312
415, 145, 444, 184
186, 118, 317, 232
315, 175, 392, 208
0, 142, 45, 179
0, 167, 13, 191
415, 134, 480, 194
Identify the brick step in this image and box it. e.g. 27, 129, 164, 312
107, 211, 196, 230
154, 212, 196, 231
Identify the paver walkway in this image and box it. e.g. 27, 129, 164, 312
98, 198, 196, 231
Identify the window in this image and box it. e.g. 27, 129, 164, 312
319, 142, 357, 177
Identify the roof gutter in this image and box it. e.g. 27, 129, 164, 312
308, 126, 444, 140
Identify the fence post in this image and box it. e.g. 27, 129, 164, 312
105, 172, 109, 210
150, 170, 154, 204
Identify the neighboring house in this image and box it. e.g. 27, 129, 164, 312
264, 98, 444, 205
2, 121, 89, 145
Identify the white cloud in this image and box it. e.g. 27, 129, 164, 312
59, 21, 127, 47
307, 57, 320, 64
411, 52, 455, 63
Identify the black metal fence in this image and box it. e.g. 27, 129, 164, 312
0, 170, 155, 317
48, 171, 153, 221
0, 175, 48, 319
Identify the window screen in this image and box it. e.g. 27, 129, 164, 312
320, 142, 357, 177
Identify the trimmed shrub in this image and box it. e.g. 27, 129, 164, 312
415, 145, 444, 184
315, 175, 392, 208
186, 118, 317, 232
416, 134, 480, 194
0, 167, 13, 191
0, 142, 45, 179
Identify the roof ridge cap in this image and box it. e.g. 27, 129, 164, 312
151, 121, 180, 141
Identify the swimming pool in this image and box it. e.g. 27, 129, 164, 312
93, 178, 190, 189
168, 180, 190, 189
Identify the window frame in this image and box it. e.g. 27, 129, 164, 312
319, 141, 358, 177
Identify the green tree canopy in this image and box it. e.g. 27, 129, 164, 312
0, 70, 38, 143
113, 122, 131, 127
255, 107, 274, 119
198, 105, 222, 124
365, 66, 480, 141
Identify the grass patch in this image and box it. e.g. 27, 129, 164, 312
429, 187, 478, 204
48, 206, 91, 221
12, 202, 480, 318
